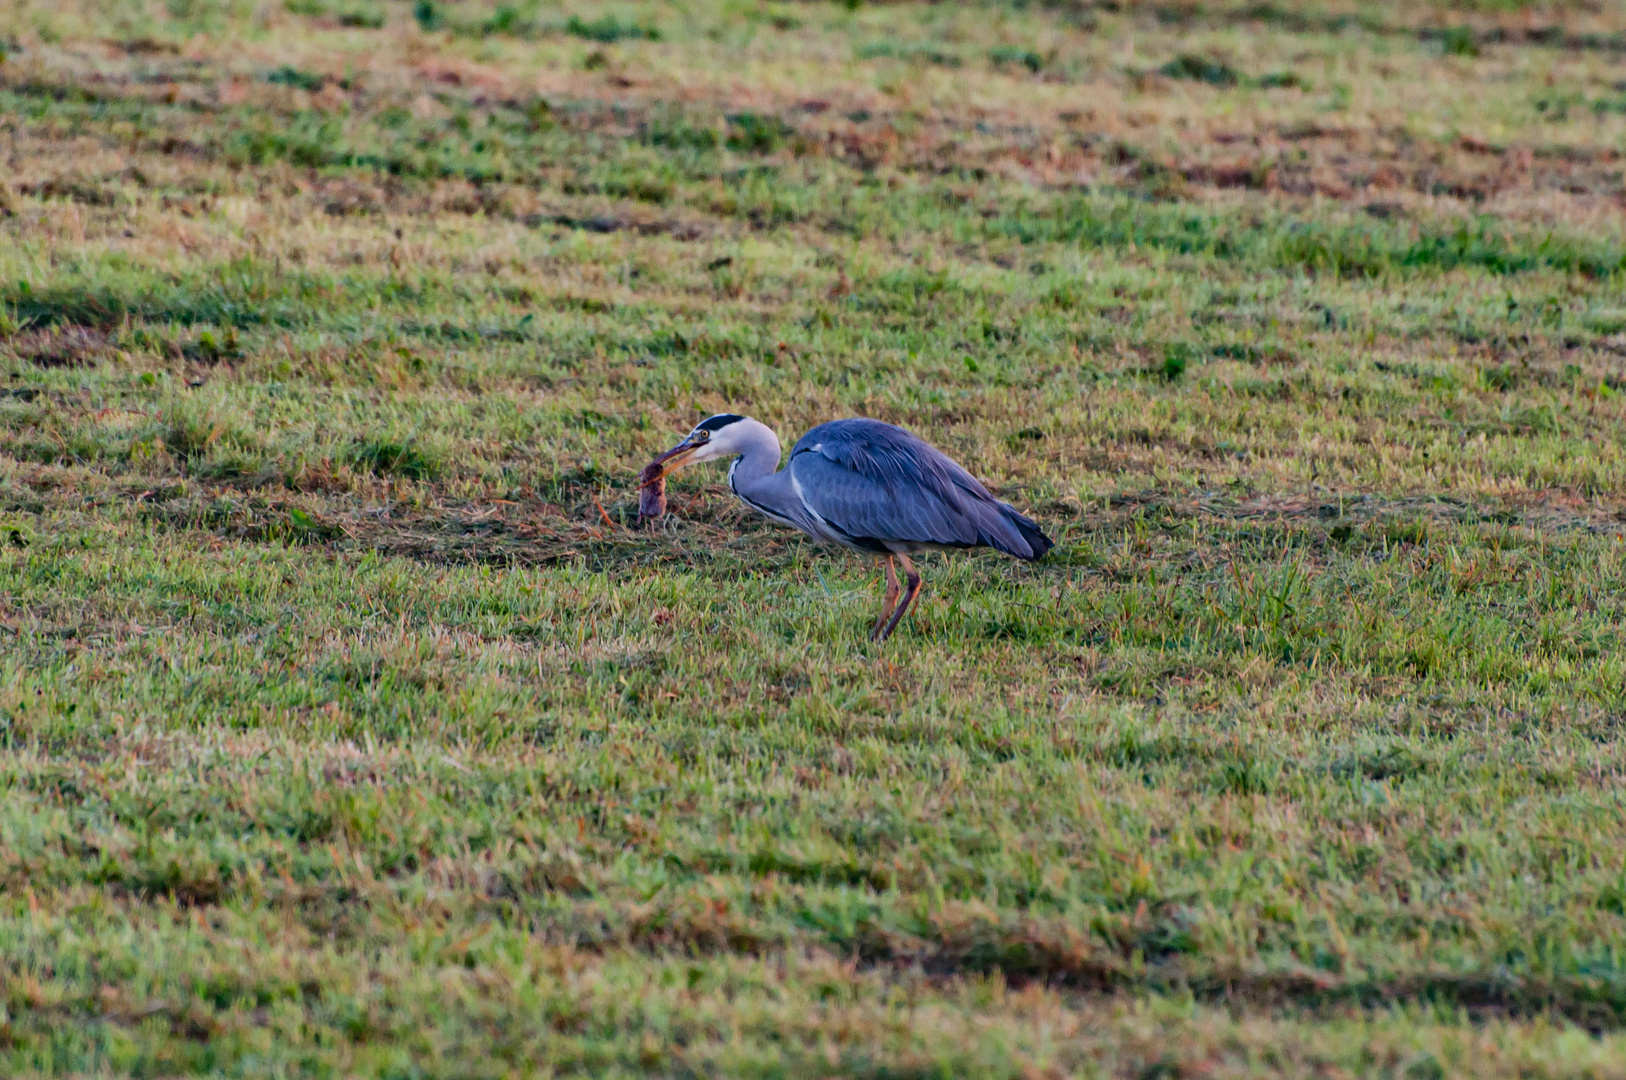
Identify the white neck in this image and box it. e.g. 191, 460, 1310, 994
724, 418, 782, 483
721, 418, 807, 528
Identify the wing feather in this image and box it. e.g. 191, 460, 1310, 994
788, 419, 1047, 558
791, 453, 975, 547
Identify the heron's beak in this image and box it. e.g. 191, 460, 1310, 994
641, 437, 702, 486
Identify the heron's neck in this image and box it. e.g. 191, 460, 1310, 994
725, 421, 802, 524
727, 421, 783, 486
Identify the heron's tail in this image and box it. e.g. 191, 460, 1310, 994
985, 504, 1053, 561
1008, 509, 1054, 560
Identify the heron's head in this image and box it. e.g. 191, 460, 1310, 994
643, 414, 751, 483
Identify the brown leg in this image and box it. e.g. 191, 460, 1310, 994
875, 553, 922, 643
872, 556, 900, 641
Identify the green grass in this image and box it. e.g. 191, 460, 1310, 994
5, 0, 1626, 1075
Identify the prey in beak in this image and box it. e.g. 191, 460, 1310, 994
640, 435, 705, 487
637, 428, 715, 523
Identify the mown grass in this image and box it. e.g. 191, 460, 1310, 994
5, 0, 1626, 1076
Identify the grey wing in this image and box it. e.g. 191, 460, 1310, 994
787, 419, 1049, 558
789, 450, 980, 550
790, 419, 1054, 558
794, 418, 997, 504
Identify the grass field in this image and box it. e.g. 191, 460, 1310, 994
5, 0, 1626, 1075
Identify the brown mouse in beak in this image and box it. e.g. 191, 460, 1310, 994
637, 461, 666, 523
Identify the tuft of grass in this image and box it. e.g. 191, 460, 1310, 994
1160, 342, 1193, 380
265, 64, 329, 92
337, 4, 385, 28
1158, 53, 1241, 86
345, 438, 440, 480
565, 12, 660, 43
988, 44, 1044, 73
725, 111, 793, 153
1257, 70, 1306, 89
856, 41, 963, 67
413, 0, 441, 31
1440, 25, 1481, 57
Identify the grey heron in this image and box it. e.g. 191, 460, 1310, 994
642, 414, 1053, 642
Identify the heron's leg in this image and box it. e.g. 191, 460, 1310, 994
876, 553, 923, 643
872, 556, 900, 640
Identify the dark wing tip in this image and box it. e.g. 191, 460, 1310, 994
1002, 508, 1054, 561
